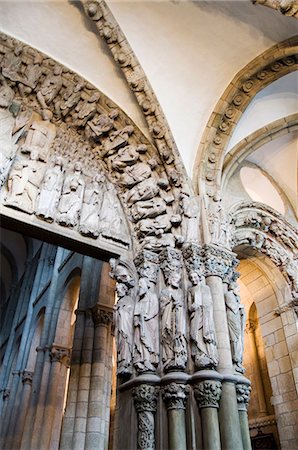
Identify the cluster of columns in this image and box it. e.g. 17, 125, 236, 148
116, 243, 252, 450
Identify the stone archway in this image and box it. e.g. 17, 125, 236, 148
195, 36, 298, 198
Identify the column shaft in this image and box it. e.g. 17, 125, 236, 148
201, 408, 221, 450
168, 408, 187, 450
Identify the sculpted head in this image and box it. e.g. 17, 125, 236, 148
189, 271, 200, 286
116, 282, 128, 298
138, 277, 148, 297
168, 271, 181, 288
0, 84, 14, 108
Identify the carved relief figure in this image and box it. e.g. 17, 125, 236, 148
72, 91, 100, 127
225, 282, 246, 373
55, 75, 85, 118
37, 65, 63, 119
1, 46, 23, 82
0, 82, 17, 186
133, 276, 159, 373
18, 51, 43, 96
188, 271, 218, 369
20, 119, 56, 162
131, 197, 167, 222
160, 271, 187, 370
57, 162, 85, 227
125, 178, 159, 205
79, 173, 105, 238
5, 149, 45, 214
180, 192, 200, 242
102, 125, 134, 156
36, 156, 64, 222
99, 181, 129, 243
85, 109, 118, 142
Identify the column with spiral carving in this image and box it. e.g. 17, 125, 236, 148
236, 381, 252, 450
193, 376, 222, 450
162, 382, 189, 450
132, 384, 160, 450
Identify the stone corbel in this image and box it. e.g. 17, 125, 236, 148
91, 304, 113, 327
49, 344, 71, 367
21, 370, 34, 385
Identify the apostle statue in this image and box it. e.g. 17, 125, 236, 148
36, 156, 64, 222
187, 271, 218, 369
0, 81, 17, 186
225, 282, 246, 374
160, 270, 187, 371
57, 162, 85, 227
133, 274, 159, 373
79, 173, 105, 238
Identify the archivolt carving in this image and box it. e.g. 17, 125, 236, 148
0, 33, 193, 254
196, 36, 298, 199
252, 0, 298, 18
231, 201, 298, 302
81, 0, 189, 190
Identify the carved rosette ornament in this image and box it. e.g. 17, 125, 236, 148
236, 383, 251, 412
91, 304, 113, 327
193, 380, 222, 409
132, 384, 160, 450
49, 344, 71, 367
162, 383, 189, 410
22, 370, 34, 385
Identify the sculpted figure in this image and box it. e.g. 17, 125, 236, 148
18, 51, 43, 96
85, 110, 118, 142
5, 149, 45, 213
142, 233, 175, 252
126, 178, 159, 205
160, 271, 187, 370
1, 46, 23, 82
0, 82, 17, 186
102, 125, 134, 157
136, 215, 171, 238
79, 173, 105, 238
180, 192, 200, 242
72, 91, 100, 127
131, 197, 167, 222
54, 76, 85, 118
99, 182, 129, 242
118, 162, 152, 188
57, 162, 85, 227
188, 272, 218, 369
36, 156, 63, 222
133, 276, 159, 373
225, 283, 246, 374
20, 119, 56, 162
37, 65, 63, 119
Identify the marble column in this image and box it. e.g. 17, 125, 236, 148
236, 380, 252, 450
193, 370, 222, 450
162, 381, 189, 450
132, 383, 160, 450
203, 245, 244, 450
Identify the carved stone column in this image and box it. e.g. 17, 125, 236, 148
162, 382, 189, 450
203, 245, 244, 450
132, 384, 160, 450
193, 370, 222, 450
236, 381, 252, 450
85, 304, 113, 450
11, 370, 34, 449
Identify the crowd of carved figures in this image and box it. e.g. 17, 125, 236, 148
1, 32, 298, 383
109, 245, 248, 378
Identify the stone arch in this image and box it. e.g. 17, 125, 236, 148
0, 32, 192, 260
230, 201, 298, 304
237, 255, 297, 449
222, 113, 298, 211
195, 35, 298, 197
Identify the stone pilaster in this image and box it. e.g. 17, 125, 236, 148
132, 384, 160, 450
236, 381, 252, 450
162, 382, 189, 450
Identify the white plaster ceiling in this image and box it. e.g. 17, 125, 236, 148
1, 1, 297, 174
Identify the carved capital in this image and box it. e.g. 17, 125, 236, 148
133, 384, 160, 413
236, 383, 251, 411
162, 383, 189, 410
203, 244, 238, 281
91, 304, 113, 326
193, 380, 222, 409
2, 389, 10, 400
50, 344, 71, 367
182, 243, 204, 275
22, 370, 33, 385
